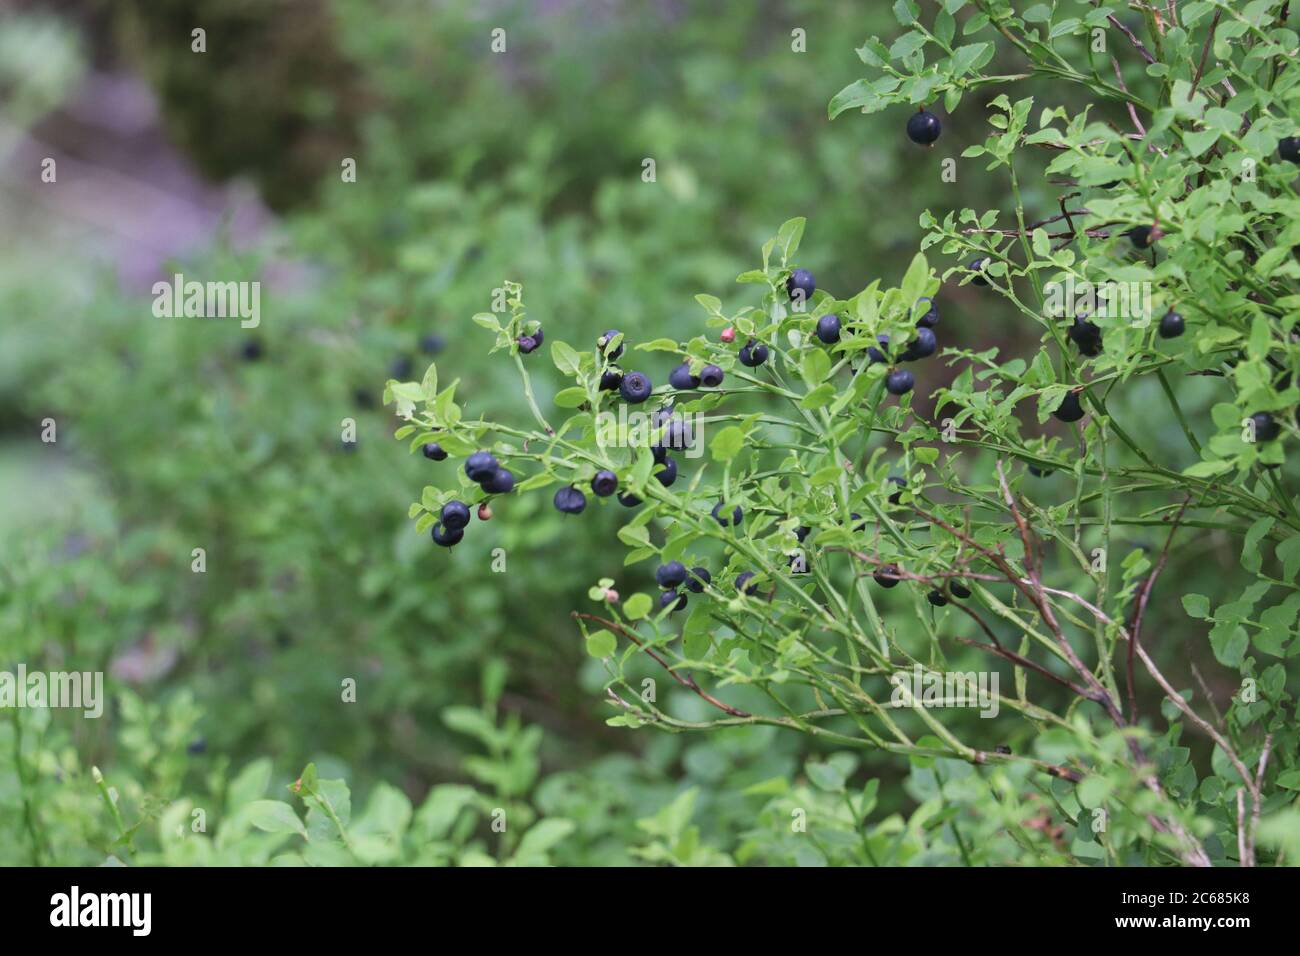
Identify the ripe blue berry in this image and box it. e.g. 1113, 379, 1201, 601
422, 442, 447, 461
669, 362, 701, 389
1279, 136, 1300, 163
440, 500, 471, 531
517, 335, 540, 354
591, 470, 618, 497
867, 334, 891, 365
1158, 310, 1184, 339
886, 369, 915, 396
390, 354, 413, 378
968, 257, 990, 286
700, 364, 724, 387
738, 339, 769, 367
431, 522, 463, 548
795, 526, 811, 542
787, 269, 816, 305
620, 371, 653, 403
1028, 464, 1053, 477
916, 298, 940, 328
1251, 412, 1281, 442
420, 333, 445, 355
655, 455, 678, 486
241, 339, 263, 361
887, 476, 905, 505
1126, 225, 1154, 249
950, 581, 972, 600
711, 501, 743, 526
927, 590, 949, 607
465, 451, 498, 482
901, 327, 937, 361
1054, 390, 1085, 423
656, 561, 687, 588
873, 565, 901, 588
598, 329, 624, 362
906, 110, 941, 145
815, 314, 841, 345
1068, 317, 1103, 357
660, 589, 687, 612
600, 368, 624, 390
480, 468, 515, 494
617, 491, 642, 507
735, 571, 759, 596
686, 567, 711, 593
554, 486, 587, 514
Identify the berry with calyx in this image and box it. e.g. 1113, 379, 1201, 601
786, 268, 816, 305
517, 334, 540, 354
950, 581, 971, 600
739, 339, 769, 367
591, 470, 618, 497
440, 500, 471, 530
617, 491, 642, 507
420, 333, 445, 355
620, 371, 653, 403
465, 451, 498, 482
477, 503, 493, 521
906, 109, 942, 145
686, 567, 711, 593
598, 329, 624, 362
430, 522, 463, 548
815, 314, 841, 345
901, 327, 937, 361
600, 368, 624, 391
916, 298, 939, 328
1126, 225, 1155, 249
720, 326, 736, 343
669, 362, 701, 389
873, 565, 901, 588
1280, 136, 1300, 163
1053, 390, 1085, 423
1158, 310, 1185, 339
886, 369, 915, 396
711, 501, 743, 526
735, 571, 759, 596
422, 442, 447, 461
655, 456, 678, 486
968, 257, 991, 286
700, 364, 724, 387
887, 477, 905, 505
481, 468, 515, 494
656, 561, 687, 589
927, 589, 949, 607
554, 486, 587, 514
660, 589, 687, 612
1250, 411, 1281, 442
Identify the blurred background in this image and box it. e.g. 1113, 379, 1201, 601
0, 0, 1275, 865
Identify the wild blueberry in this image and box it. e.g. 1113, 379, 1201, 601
815, 314, 841, 345
554, 486, 587, 514
477, 503, 493, 521
669, 362, 701, 389
867, 335, 891, 365
656, 561, 687, 589
711, 501, 743, 526
480, 468, 515, 494
241, 339, 263, 361
787, 268, 816, 305
422, 442, 447, 461
440, 500, 471, 531
660, 589, 687, 612
531, 327, 544, 347
873, 565, 901, 588
1159, 310, 1185, 339
916, 298, 940, 328
735, 571, 759, 596
420, 334, 444, 355
1053, 390, 1085, 423
1279, 136, 1300, 163
901, 327, 937, 361
187, 738, 207, 755
1068, 317, 1103, 357
995, 744, 1013, 755
700, 364, 724, 387
795, 526, 811, 542
598, 329, 624, 362
738, 339, 769, 367
655, 455, 678, 486
431, 522, 463, 548
1251, 411, 1281, 442
906, 109, 942, 145
591, 470, 618, 497
686, 567, 711, 593
620, 371, 653, 403
600, 368, 624, 391
968, 257, 991, 286
390, 354, 414, 378
950, 581, 972, 600
1028, 464, 1053, 477
886, 369, 915, 396
887, 476, 905, 505
927, 589, 949, 607
618, 491, 642, 507
517, 335, 540, 354
1126, 225, 1155, 249
353, 387, 375, 409
720, 327, 736, 343
465, 451, 498, 482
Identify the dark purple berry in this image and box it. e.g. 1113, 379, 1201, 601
422, 442, 447, 461
739, 339, 769, 367
591, 470, 618, 497
906, 110, 942, 145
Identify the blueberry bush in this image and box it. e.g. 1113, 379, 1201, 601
394, 0, 1300, 866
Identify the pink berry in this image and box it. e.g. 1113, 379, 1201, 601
721, 327, 736, 343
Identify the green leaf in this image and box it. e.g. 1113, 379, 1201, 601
623, 593, 652, 621
1182, 593, 1211, 619
801, 348, 831, 386
1242, 518, 1274, 573
550, 340, 582, 376
246, 800, 307, 838
553, 387, 588, 408
710, 426, 745, 462
585, 629, 617, 658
